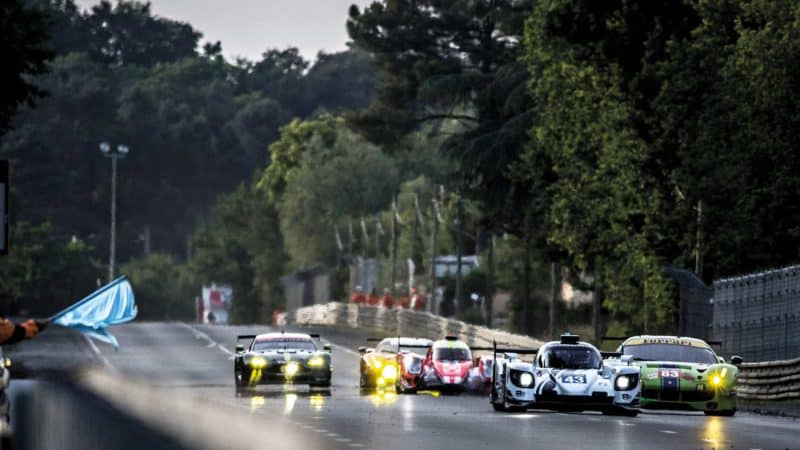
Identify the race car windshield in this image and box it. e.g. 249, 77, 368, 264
434, 347, 470, 361
252, 339, 317, 352
623, 344, 717, 364
541, 346, 601, 369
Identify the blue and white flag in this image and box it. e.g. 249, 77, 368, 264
51, 276, 137, 347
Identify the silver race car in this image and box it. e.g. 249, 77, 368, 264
490, 334, 640, 416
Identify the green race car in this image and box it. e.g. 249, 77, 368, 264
606, 335, 742, 416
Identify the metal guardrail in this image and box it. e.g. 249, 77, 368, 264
737, 356, 800, 401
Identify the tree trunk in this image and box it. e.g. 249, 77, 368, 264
549, 262, 561, 339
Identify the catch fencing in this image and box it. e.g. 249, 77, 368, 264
277, 302, 542, 349
712, 264, 800, 361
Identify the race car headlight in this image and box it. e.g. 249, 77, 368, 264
249, 356, 267, 369
509, 369, 533, 388
711, 375, 722, 387
381, 364, 398, 381
615, 374, 638, 391
308, 356, 326, 368
285, 362, 299, 377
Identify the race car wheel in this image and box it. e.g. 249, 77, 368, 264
234, 369, 245, 388
704, 409, 736, 417
491, 369, 518, 412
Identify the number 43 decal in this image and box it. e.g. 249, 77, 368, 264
562, 375, 587, 383
659, 369, 680, 378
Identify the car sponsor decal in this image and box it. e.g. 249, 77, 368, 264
659, 363, 679, 393
624, 336, 711, 349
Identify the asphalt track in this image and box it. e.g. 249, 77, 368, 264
8, 322, 800, 449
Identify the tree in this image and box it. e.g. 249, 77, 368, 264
121, 253, 193, 319
188, 184, 286, 323
0, 222, 101, 316
278, 126, 399, 267
82, 1, 200, 66
0, 0, 51, 136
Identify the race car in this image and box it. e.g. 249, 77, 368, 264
490, 333, 641, 416
415, 336, 475, 393
234, 332, 332, 390
466, 354, 496, 394
359, 337, 432, 389
604, 335, 742, 416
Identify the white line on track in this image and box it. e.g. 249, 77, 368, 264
83, 334, 116, 371
177, 322, 234, 356
660, 430, 677, 434
335, 438, 353, 443
333, 343, 360, 357
347, 444, 364, 448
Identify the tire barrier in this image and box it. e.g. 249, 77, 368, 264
277, 302, 543, 349
736, 356, 800, 401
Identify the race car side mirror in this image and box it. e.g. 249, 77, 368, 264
730, 355, 743, 366
358, 346, 366, 354
621, 355, 634, 366
323, 343, 332, 352
235, 344, 244, 353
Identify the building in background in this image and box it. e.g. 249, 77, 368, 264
198, 284, 232, 324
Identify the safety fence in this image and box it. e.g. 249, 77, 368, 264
712, 264, 800, 361
277, 302, 542, 349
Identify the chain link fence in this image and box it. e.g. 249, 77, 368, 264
712, 264, 800, 361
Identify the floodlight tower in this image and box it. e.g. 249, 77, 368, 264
100, 142, 129, 282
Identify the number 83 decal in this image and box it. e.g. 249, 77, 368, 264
659, 369, 680, 378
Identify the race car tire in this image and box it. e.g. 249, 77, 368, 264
359, 364, 373, 388
234, 369, 246, 388
704, 409, 736, 417
490, 374, 520, 412
395, 379, 415, 394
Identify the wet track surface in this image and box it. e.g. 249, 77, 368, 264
8, 322, 800, 449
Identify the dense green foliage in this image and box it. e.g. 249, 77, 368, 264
0, 0, 375, 317
0, 0, 51, 135
3, 0, 799, 335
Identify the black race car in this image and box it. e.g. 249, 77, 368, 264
234, 332, 332, 389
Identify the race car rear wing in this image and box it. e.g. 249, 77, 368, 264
488, 341, 539, 357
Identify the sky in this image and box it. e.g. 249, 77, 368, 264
74, 0, 374, 63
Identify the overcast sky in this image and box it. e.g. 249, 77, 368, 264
74, 0, 374, 63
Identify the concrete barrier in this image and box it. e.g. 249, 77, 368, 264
277, 303, 542, 349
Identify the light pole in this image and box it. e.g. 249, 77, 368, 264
100, 142, 129, 282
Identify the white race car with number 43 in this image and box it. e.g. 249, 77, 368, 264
490, 334, 641, 416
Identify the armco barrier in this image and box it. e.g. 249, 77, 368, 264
278, 302, 542, 349
736, 356, 800, 401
